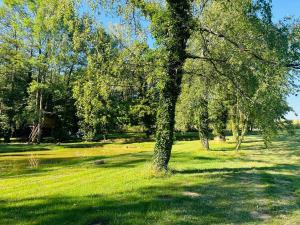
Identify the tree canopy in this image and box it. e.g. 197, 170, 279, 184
0, 0, 299, 171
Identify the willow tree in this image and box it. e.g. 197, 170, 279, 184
185, 0, 300, 150
176, 72, 212, 150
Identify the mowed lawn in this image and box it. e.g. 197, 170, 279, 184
0, 132, 300, 225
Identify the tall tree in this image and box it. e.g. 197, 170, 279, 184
98, 0, 193, 170
96, 0, 300, 170
73, 22, 121, 140
1, 0, 86, 142
0, 3, 30, 142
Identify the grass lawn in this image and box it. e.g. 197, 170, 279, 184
0, 132, 299, 225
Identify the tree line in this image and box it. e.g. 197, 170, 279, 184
0, 0, 299, 171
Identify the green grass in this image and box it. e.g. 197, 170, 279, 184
0, 132, 299, 225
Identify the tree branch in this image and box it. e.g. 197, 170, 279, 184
186, 53, 227, 63
198, 26, 300, 70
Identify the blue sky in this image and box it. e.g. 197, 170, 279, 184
272, 0, 300, 119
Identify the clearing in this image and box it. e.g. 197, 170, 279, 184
0, 132, 299, 225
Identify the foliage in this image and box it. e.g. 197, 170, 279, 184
181, 0, 297, 149
0, 0, 299, 170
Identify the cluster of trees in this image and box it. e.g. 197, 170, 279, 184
0, 0, 158, 143
1, 0, 299, 171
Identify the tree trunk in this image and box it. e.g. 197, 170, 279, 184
201, 136, 210, 150
230, 100, 240, 144
235, 116, 248, 151
198, 99, 210, 150
31, 89, 43, 144
3, 128, 11, 143
153, 90, 178, 170
199, 77, 210, 150
235, 138, 242, 151
36, 91, 43, 143
153, 0, 191, 171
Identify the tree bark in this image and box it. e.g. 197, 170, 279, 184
200, 136, 210, 150
235, 116, 248, 151
153, 0, 191, 171
230, 98, 240, 144
153, 89, 178, 170
36, 91, 43, 143
198, 98, 210, 150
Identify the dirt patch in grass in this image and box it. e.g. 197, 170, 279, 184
182, 191, 201, 198
250, 211, 272, 220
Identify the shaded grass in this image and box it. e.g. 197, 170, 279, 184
0, 132, 299, 224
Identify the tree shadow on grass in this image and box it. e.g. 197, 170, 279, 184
60, 143, 106, 149
0, 156, 107, 178
0, 151, 152, 178
0, 170, 299, 225
173, 164, 300, 175
0, 144, 51, 153
0, 142, 109, 154
193, 156, 219, 161
99, 158, 149, 169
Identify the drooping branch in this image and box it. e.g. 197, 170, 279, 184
209, 59, 255, 104
197, 26, 300, 70
286, 63, 300, 69
196, 28, 255, 103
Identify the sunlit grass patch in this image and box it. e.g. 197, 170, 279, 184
0, 132, 299, 224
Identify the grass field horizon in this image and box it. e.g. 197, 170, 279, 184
0, 131, 299, 225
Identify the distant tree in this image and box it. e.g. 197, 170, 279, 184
208, 86, 228, 142
0, 0, 86, 142
176, 74, 211, 150
73, 23, 120, 140
123, 43, 159, 137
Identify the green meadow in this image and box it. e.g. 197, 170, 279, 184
0, 132, 299, 225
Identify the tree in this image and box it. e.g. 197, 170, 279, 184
123, 43, 159, 138
176, 74, 211, 150
208, 85, 228, 142
1, 0, 84, 142
73, 21, 120, 140
186, 0, 298, 150
95, 0, 300, 170
95, 0, 193, 170
104, 0, 193, 170
0, 4, 30, 142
